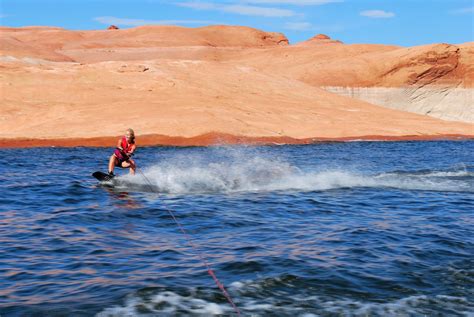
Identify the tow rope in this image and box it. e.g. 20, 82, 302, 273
138, 170, 241, 316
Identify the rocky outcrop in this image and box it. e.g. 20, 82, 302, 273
313, 34, 330, 40
377, 44, 461, 87
261, 32, 289, 46
297, 34, 343, 46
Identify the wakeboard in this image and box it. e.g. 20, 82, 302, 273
92, 171, 160, 192
92, 171, 115, 182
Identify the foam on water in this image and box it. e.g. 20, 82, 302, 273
96, 287, 474, 317
96, 291, 227, 316
116, 148, 473, 194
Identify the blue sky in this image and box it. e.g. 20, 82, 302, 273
0, 0, 473, 46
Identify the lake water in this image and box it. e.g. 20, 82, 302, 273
1, 141, 473, 316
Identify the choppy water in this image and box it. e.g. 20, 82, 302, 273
1, 141, 473, 316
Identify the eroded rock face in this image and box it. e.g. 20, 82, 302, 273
262, 32, 289, 46
380, 44, 461, 87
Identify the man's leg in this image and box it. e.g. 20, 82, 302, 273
108, 155, 118, 174
129, 159, 136, 175
120, 160, 135, 175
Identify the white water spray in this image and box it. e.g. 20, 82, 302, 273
117, 147, 472, 194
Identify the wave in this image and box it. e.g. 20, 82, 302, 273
113, 148, 473, 194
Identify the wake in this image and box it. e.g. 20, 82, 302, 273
113, 148, 473, 194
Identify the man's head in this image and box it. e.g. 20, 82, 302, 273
125, 128, 135, 142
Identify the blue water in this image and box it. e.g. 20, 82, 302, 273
1, 141, 473, 316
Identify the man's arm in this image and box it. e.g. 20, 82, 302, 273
127, 144, 136, 155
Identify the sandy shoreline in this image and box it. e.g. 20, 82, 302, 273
1, 132, 473, 148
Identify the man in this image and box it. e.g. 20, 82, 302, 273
108, 128, 137, 177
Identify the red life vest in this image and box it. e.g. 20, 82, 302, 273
121, 136, 133, 153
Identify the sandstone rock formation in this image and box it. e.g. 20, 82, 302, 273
0, 25, 472, 147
